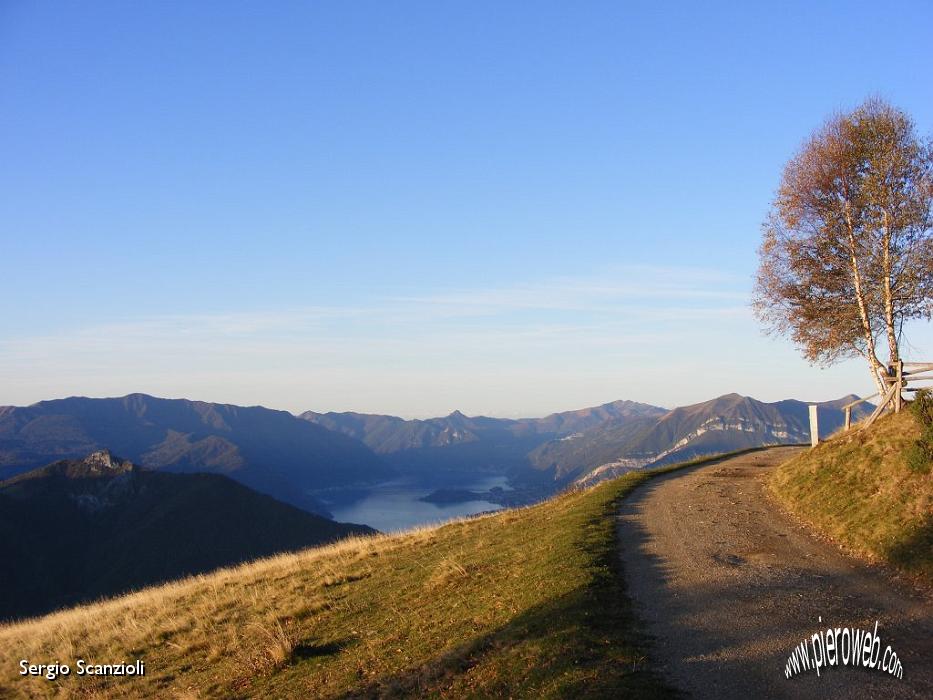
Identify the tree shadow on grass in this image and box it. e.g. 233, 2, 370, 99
884, 513, 933, 581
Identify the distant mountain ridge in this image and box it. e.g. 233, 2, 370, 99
559, 393, 873, 486
0, 394, 391, 515
0, 451, 374, 620
301, 400, 667, 453
0, 393, 873, 512
304, 394, 871, 488
301, 400, 668, 487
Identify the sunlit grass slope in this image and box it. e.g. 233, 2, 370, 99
0, 457, 714, 699
770, 409, 932, 583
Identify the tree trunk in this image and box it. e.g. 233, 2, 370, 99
844, 206, 887, 397
881, 211, 900, 365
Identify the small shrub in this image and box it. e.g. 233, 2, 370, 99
906, 389, 933, 474
905, 444, 931, 474
234, 618, 302, 676
262, 618, 301, 669
909, 388, 933, 426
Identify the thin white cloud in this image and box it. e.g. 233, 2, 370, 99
390, 267, 748, 315
1, 265, 745, 351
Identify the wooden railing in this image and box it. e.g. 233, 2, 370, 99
856, 361, 933, 430
807, 361, 932, 446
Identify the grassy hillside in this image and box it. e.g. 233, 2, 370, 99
770, 409, 932, 583
0, 453, 729, 699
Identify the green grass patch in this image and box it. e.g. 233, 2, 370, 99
905, 389, 933, 474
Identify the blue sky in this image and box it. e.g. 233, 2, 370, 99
1, 1, 931, 417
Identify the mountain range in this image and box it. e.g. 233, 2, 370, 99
303, 394, 870, 488
301, 399, 668, 488
0, 394, 391, 515
302, 399, 667, 453
0, 450, 373, 620
0, 392, 872, 512
551, 393, 871, 485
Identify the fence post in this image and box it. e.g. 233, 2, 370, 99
809, 404, 819, 447
844, 406, 851, 431
895, 360, 903, 413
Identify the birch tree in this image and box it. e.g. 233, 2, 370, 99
754, 99, 933, 397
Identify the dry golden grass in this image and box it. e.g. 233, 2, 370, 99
0, 470, 678, 699
1, 532, 392, 698
770, 409, 932, 583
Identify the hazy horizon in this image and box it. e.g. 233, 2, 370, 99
0, 381, 900, 422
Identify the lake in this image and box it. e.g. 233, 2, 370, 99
326, 474, 511, 532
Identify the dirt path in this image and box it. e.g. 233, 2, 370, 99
617, 447, 933, 699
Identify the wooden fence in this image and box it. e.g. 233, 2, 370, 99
842, 361, 933, 431
807, 361, 932, 446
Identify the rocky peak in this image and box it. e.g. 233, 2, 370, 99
66, 450, 135, 478
86, 449, 128, 470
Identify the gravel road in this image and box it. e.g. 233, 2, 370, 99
617, 447, 932, 699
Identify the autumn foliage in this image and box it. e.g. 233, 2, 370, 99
754, 99, 933, 395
